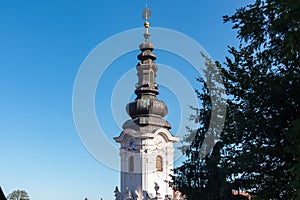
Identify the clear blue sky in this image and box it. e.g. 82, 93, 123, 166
0, 1, 252, 200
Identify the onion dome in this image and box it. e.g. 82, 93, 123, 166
125, 11, 171, 129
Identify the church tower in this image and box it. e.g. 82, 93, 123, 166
114, 7, 179, 200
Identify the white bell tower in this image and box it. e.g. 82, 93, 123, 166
114, 7, 179, 200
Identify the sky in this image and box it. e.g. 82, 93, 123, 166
0, 1, 252, 200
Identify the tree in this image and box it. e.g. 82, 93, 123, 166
7, 190, 29, 200
221, 0, 300, 198
286, 119, 300, 199
174, 0, 300, 199
172, 54, 231, 199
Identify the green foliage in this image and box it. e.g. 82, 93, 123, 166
174, 0, 300, 199
286, 119, 300, 199
222, 0, 300, 198
172, 54, 230, 199
7, 190, 29, 200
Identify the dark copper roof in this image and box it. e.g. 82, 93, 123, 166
126, 25, 171, 129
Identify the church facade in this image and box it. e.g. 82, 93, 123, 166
113, 8, 182, 200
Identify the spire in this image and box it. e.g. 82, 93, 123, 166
125, 7, 171, 129
138, 6, 156, 62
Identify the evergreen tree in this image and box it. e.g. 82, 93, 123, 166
7, 190, 29, 200
174, 0, 300, 199
221, 0, 300, 198
173, 54, 230, 199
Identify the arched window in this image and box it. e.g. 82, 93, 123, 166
149, 70, 154, 84
129, 156, 134, 172
156, 156, 163, 172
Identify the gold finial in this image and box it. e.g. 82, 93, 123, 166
142, 5, 151, 21
142, 5, 151, 40
144, 21, 150, 28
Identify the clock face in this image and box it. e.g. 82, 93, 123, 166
127, 137, 135, 149
155, 136, 165, 149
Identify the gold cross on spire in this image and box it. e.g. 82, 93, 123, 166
142, 5, 151, 29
